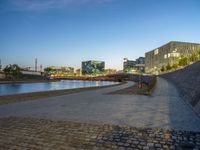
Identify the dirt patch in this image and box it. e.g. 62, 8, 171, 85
108, 78, 157, 96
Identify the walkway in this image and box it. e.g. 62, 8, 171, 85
0, 77, 200, 131
1, 117, 200, 150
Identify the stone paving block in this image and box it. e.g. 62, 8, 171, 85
0, 117, 200, 150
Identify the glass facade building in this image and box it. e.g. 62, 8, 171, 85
136, 57, 145, 72
123, 59, 136, 73
82, 60, 105, 75
44, 66, 74, 76
123, 57, 145, 73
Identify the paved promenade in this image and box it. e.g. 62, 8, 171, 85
0, 117, 200, 150
0, 77, 200, 131
0, 78, 200, 149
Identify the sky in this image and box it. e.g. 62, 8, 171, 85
1, 0, 200, 70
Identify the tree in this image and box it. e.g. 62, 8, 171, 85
3, 64, 12, 78
198, 49, 200, 58
44, 67, 52, 73
160, 66, 165, 72
3, 64, 21, 79
172, 63, 178, 69
11, 64, 21, 79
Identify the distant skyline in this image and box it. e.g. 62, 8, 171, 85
1, 0, 200, 70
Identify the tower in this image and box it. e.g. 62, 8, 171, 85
40, 64, 42, 72
35, 58, 37, 72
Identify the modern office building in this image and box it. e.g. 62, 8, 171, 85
123, 58, 136, 73
145, 41, 200, 74
44, 66, 74, 76
123, 57, 145, 73
82, 60, 105, 75
136, 57, 145, 72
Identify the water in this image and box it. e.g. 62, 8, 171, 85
0, 80, 118, 95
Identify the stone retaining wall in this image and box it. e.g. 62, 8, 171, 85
161, 60, 200, 116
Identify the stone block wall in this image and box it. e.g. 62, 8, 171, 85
161, 60, 200, 116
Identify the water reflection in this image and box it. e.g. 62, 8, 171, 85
0, 80, 118, 95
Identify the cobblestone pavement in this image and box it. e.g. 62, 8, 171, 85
0, 117, 200, 150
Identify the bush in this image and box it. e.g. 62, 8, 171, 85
179, 55, 188, 66
189, 51, 199, 62
166, 64, 172, 70
160, 66, 165, 72
172, 63, 178, 69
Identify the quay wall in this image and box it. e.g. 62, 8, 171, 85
161, 60, 200, 116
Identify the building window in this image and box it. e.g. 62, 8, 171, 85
164, 54, 167, 59
154, 49, 159, 55
170, 52, 180, 57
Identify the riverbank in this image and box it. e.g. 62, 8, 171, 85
0, 82, 123, 105
50, 75, 118, 82
0, 79, 59, 84
0, 76, 118, 84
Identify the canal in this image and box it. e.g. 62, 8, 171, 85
0, 80, 118, 95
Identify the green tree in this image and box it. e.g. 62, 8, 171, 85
178, 55, 188, 66
196, 49, 200, 60
172, 63, 178, 69
3, 64, 21, 79
160, 66, 165, 72
166, 64, 172, 71
44, 67, 57, 76
44, 67, 52, 73
12, 64, 21, 78
3, 64, 12, 78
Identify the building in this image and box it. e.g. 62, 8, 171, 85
136, 57, 145, 72
123, 57, 145, 73
21, 70, 42, 76
104, 69, 117, 75
145, 41, 200, 75
82, 60, 105, 75
123, 58, 136, 73
0, 72, 5, 79
75, 68, 82, 76
44, 66, 74, 77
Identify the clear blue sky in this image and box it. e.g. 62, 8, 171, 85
1, 0, 200, 70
